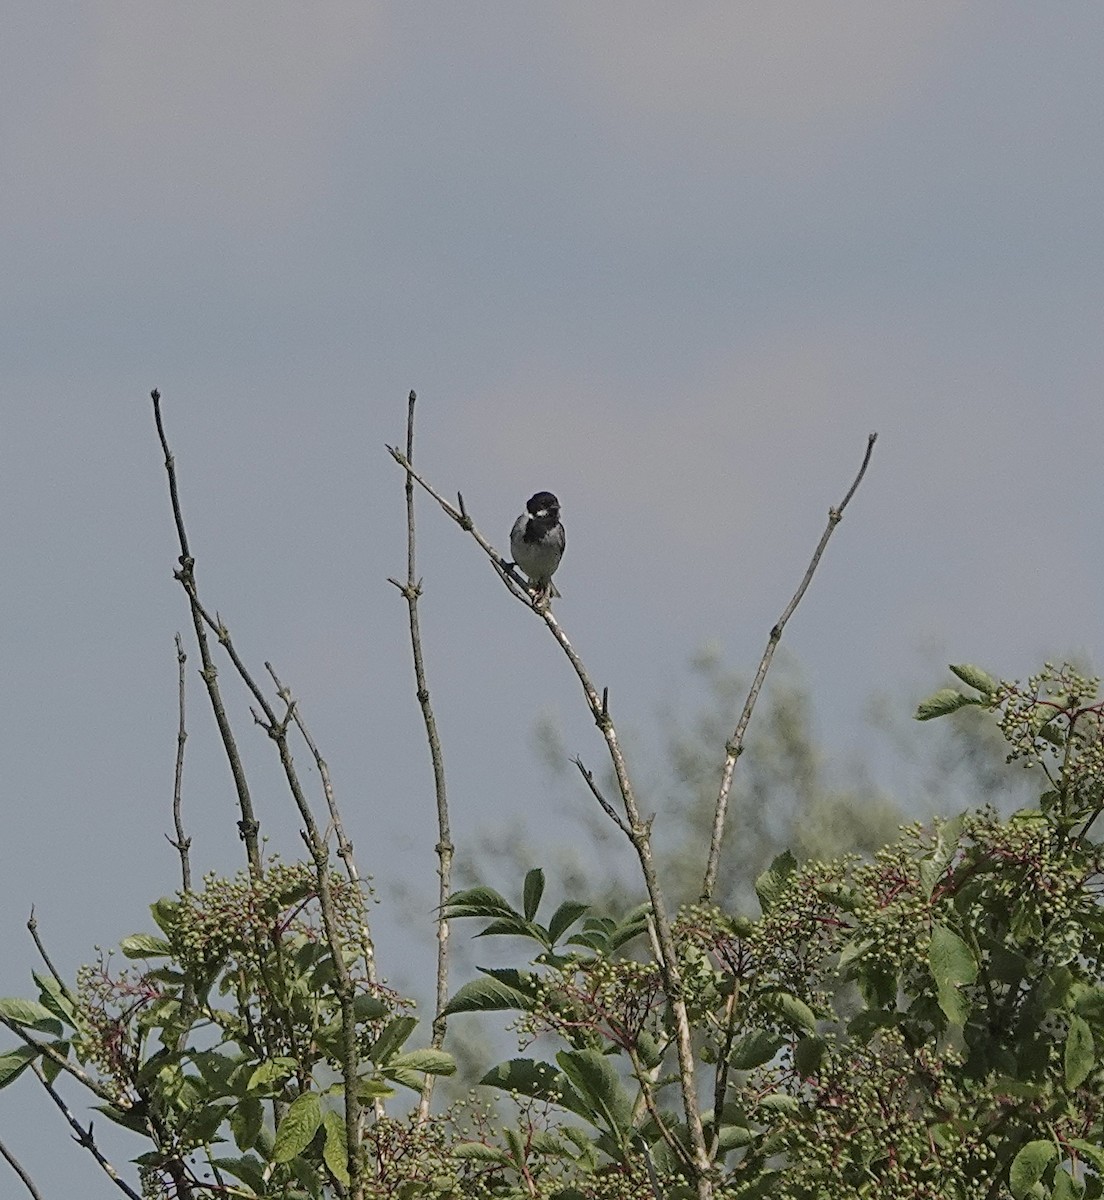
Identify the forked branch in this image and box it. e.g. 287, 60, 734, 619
700, 432, 877, 902
387, 436, 715, 1196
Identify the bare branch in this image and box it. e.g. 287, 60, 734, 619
167, 633, 193, 892
387, 444, 714, 1194
29, 1063, 144, 1199
572, 757, 630, 836
387, 393, 454, 1122
0, 1022, 122, 1106
701, 432, 877, 902
284, 683, 378, 987
150, 390, 263, 877
26, 908, 77, 1006
0, 1135, 44, 1200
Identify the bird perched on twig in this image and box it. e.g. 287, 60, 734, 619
509, 491, 565, 604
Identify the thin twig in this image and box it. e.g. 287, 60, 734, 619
150, 390, 263, 877
701, 432, 877, 903
29, 1063, 144, 1199
287, 695, 378, 986
257, 667, 364, 1200
387, 446, 714, 1197
572, 757, 630, 836
0, 1135, 44, 1200
387, 393, 454, 1123
168, 633, 193, 892
27, 908, 77, 1006
0, 1021, 122, 1105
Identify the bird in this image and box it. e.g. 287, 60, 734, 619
509, 491, 565, 604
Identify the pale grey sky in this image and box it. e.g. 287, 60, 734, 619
3, 5, 1104, 1194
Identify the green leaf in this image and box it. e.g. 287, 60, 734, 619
92, 1102, 149, 1134
246, 1057, 298, 1094
1052, 1168, 1085, 1200
948, 663, 998, 694
480, 1058, 577, 1107
120, 933, 173, 959
915, 688, 977, 720
230, 1097, 264, 1151
442, 977, 531, 1016
272, 1092, 322, 1163
32, 973, 77, 1027
1064, 1014, 1094, 1088
929, 924, 977, 1027
0, 998, 62, 1036
522, 868, 545, 921
368, 1016, 418, 1065
556, 1049, 634, 1138
321, 1110, 350, 1187
548, 901, 590, 945
1008, 1139, 1057, 1199
727, 1029, 785, 1070
443, 886, 519, 918
387, 1049, 455, 1077
754, 851, 797, 914
149, 897, 181, 936
475, 917, 547, 940
763, 991, 818, 1034
793, 1036, 826, 1077
1067, 1139, 1104, 1171
211, 1155, 267, 1194
453, 1141, 512, 1165
353, 994, 389, 1022
0, 1046, 39, 1089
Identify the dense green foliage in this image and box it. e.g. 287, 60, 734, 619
2, 662, 1103, 1198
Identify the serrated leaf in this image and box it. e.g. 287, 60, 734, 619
211, 1154, 267, 1193
1064, 1014, 1094, 1088
1052, 1168, 1085, 1200
322, 1110, 350, 1187
353, 994, 389, 1022
92, 1102, 149, 1134
369, 1016, 417, 1065
764, 991, 818, 1034
32, 973, 77, 1026
0, 998, 62, 1034
522, 869, 545, 921
443, 887, 518, 918
1067, 1139, 1104, 1170
758, 1093, 801, 1114
120, 933, 173, 959
728, 1029, 784, 1070
442, 977, 530, 1016
479, 1058, 576, 1106
948, 664, 997, 694
556, 1049, 633, 1137
915, 688, 976, 721
272, 1092, 321, 1163
475, 917, 546, 940
230, 1097, 264, 1150
793, 1036, 826, 1077
1009, 1139, 1057, 1199
0, 1046, 39, 1089
388, 1049, 455, 1076
548, 901, 590, 944
453, 1141, 512, 1164
246, 1057, 297, 1094
754, 850, 797, 914
929, 924, 977, 1026
149, 897, 180, 936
